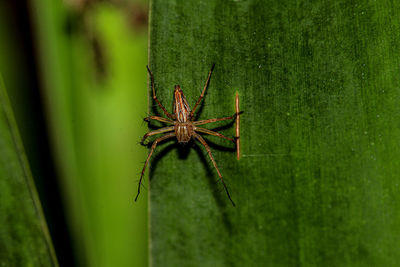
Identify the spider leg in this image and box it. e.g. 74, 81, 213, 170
141, 126, 174, 145
193, 114, 236, 126
147, 66, 175, 120
190, 64, 215, 118
194, 127, 235, 143
194, 133, 236, 206
144, 116, 174, 124
135, 132, 176, 202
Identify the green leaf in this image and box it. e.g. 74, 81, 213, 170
29, 1, 149, 266
0, 78, 58, 266
149, 1, 400, 266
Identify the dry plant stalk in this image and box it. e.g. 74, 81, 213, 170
235, 92, 240, 160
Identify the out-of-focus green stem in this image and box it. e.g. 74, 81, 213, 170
30, 1, 149, 266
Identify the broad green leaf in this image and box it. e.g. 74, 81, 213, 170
149, 1, 400, 266
0, 78, 58, 266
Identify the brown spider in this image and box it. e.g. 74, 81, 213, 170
135, 64, 237, 206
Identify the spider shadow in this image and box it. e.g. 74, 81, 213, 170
146, 137, 233, 233
144, 82, 234, 231
147, 138, 233, 180
148, 140, 178, 182
193, 95, 206, 121
192, 141, 234, 233
210, 118, 236, 132
151, 102, 165, 118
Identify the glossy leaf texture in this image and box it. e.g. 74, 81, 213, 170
0, 78, 58, 266
29, 1, 149, 266
148, 1, 400, 266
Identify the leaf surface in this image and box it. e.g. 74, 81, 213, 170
0, 78, 58, 266
149, 1, 400, 266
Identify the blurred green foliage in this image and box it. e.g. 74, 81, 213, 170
30, 1, 149, 266
1, 0, 149, 266
0, 78, 58, 266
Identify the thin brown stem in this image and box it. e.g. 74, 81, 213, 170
235, 92, 240, 160
190, 64, 215, 118
147, 66, 175, 119
135, 132, 176, 202
194, 133, 235, 206
194, 127, 234, 142
140, 126, 174, 145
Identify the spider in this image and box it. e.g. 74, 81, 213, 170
135, 64, 237, 206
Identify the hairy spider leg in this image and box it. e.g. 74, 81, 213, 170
194, 133, 236, 206
190, 64, 215, 118
147, 66, 175, 120
193, 114, 237, 125
135, 132, 176, 202
194, 127, 235, 142
144, 116, 174, 124
140, 126, 175, 145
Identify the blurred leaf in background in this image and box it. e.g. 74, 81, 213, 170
0, 1, 74, 265
1, 0, 149, 266
0, 78, 58, 266
30, 0, 149, 266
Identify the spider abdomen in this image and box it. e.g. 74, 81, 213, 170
175, 123, 193, 143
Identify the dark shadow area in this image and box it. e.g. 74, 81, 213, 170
176, 140, 192, 159
193, 95, 206, 121
148, 140, 179, 181
192, 142, 233, 233
3, 2, 76, 266
200, 136, 236, 152
146, 136, 235, 211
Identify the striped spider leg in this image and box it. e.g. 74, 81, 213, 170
136, 64, 238, 206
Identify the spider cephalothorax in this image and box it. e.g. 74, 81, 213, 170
136, 64, 237, 206
173, 85, 193, 143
